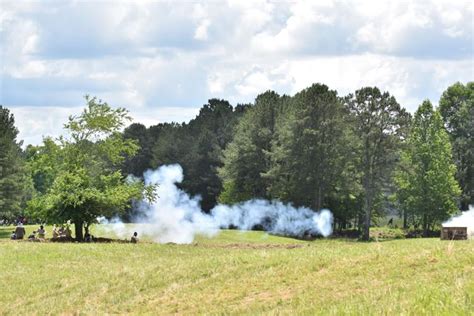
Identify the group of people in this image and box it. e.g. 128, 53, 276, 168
10, 223, 73, 241
10, 223, 46, 241
10, 222, 140, 243
51, 224, 72, 239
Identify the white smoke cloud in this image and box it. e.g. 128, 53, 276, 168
100, 164, 333, 244
442, 205, 474, 238
211, 200, 333, 237
97, 216, 129, 237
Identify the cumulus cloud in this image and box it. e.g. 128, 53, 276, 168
0, 0, 472, 145
10, 105, 200, 146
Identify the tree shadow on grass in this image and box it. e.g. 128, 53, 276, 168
0, 226, 14, 239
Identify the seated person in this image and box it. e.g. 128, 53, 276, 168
37, 225, 46, 239
28, 231, 37, 241
10, 231, 16, 240
58, 225, 65, 237
15, 223, 26, 240
84, 232, 93, 242
64, 226, 72, 238
131, 232, 139, 243
52, 225, 59, 238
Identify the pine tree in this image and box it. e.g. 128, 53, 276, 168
219, 91, 283, 203
345, 87, 411, 240
0, 106, 30, 221
265, 83, 355, 211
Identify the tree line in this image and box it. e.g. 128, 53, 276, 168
0, 82, 472, 240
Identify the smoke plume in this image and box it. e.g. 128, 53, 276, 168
442, 205, 474, 238
100, 164, 333, 244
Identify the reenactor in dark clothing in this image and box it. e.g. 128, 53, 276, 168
131, 232, 139, 243
15, 223, 26, 239
387, 218, 393, 226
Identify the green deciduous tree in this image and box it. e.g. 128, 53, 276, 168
25, 138, 62, 195
27, 97, 155, 240
395, 101, 461, 235
439, 82, 474, 210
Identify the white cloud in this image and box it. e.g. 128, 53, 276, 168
130, 106, 200, 128
194, 19, 211, 40
1, 0, 472, 145
10, 106, 83, 146
286, 54, 472, 111
11, 105, 200, 146
236, 70, 273, 96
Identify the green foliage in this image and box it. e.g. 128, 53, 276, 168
0, 106, 32, 220
183, 99, 238, 211
345, 87, 411, 240
65, 95, 131, 142
265, 84, 358, 213
439, 81, 474, 210
25, 138, 62, 195
370, 226, 406, 240
219, 91, 284, 203
121, 123, 153, 177
14, 82, 468, 238
219, 85, 411, 232
121, 99, 245, 212
26, 97, 154, 240
395, 101, 461, 234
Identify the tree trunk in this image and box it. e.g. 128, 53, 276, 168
422, 215, 428, 237
362, 193, 372, 241
75, 221, 83, 241
357, 214, 363, 231
403, 209, 407, 229
314, 186, 322, 211
361, 152, 374, 241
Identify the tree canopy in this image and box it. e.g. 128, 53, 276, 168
5, 81, 468, 240
345, 87, 411, 240
439, 82, 474, 210
27, 96, 155, 240
219, 91, 284, 204
0, 106, 31, 221
395, 101, 461, 235
265, 84, 356, 212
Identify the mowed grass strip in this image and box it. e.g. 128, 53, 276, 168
0, 229, 472, 315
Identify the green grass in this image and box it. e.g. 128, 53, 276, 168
0, 225, 472, 315
370, 226, 407, 240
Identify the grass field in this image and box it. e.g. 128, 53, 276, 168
0, 225, 473, 315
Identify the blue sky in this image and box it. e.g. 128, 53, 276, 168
1, 0, 473, 145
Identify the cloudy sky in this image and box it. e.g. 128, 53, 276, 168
1, 0, 473, 145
